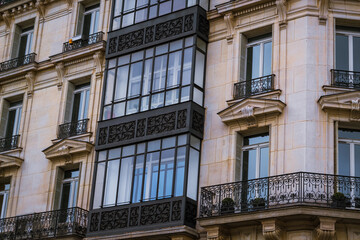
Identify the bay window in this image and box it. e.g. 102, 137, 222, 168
92, 134, 201, 209
102, 36, 206, 120
338, 129, 360, 177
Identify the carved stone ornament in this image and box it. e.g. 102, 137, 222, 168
262, 219, 282, 240
351, 98, 360, 120
276, 0, 287, 26
0, 154, 23, 168
206, 226, 230, 240
93, 51, 103, 75
315, 217, 336, 240
2, 11, 11, 30
35, 0, 45, 19
25, 71, 35, 97
55, 62, 65, 88
223, 12, 235, 43
318, 0, 329, 23
43, 139, 93, 162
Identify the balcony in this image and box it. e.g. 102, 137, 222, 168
63, 32, 104, 53
0, 207, 88, 239
199, 172, 360, 218
331, 69, 360, 89
0, 0, 16, 5
0, 53, 37, 73
58, 119, 88, 139
233, 74, 275, 99
0, 135, 20, 152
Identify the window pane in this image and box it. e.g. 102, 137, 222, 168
193, 88, 203, 106
170, 40, 183, 51
93, 162, 105, 209
124, 1, 135, 11
167, 51, 182, 87
242, 149, 256, 180
141, 96, 149, 111
165, 89, 179, 106
132, 155, 145, 203
114, 0, 123, 16
158, 149, 175, 198
104, 160, 120, 206
128, 62, 142, 97
162, 136, 176, 148
153, 55, 167, 91
60, 182, 71, 209
135, 8, 147, 23
156, 44, 168, 55
148, 139, 161, 151
356, 144, 360, 177
103, 106, 112, 120
109, 147, 121, 159
197, 37, 206, 52
187, 0, 196, 7
112, 18, 121, 31
151, 92, 164, 109
182, 48, 193, 85
354, 37, 360, 72
122, 13, 134, 27
248, 45, 260, 79
174, 146, 186, 196
194, 50, 205, 88
336, 34, 349, 71
190, 136, 201, 150
159, 1, 171, 16
71, 93, 81, 122
115, 66, 129, 100
181, 86, 190, 102
260, 147, 269, 178
109, 59, 117, 69
98, 151, 107, 161
263, 41, 272, 76
173, 0, 185, 11
338, 143, 350, 176
83, 90, 90, 119
187, 148, 199, 200
178, 134, 187, 145
137, 0, 148, 7
244, 134, 269, 145
137, 143, 145, 153
118, 55, 130, 65
339, 129, 360, 140
117, 157, 134, 204
113, 102, 125, 118
143, 152, 160, 200
126, 99, 139, 114
143, 59, 153, 95
149, 5, 157, 19
104, 70, 115, 104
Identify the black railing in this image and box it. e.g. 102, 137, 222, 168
58, 119, 89, 139
200, 172, 360, 218
0, 135, 20, 152
63, 32, 104, 52
331, 69, 360, 89
0, 207, 88, 239
0, 0, 16, 5
233, 74, 275, 99
0, 53, 37, 72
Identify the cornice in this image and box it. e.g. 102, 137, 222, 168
0, 153, 23, 168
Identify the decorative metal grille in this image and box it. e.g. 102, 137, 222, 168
0, 0, 16, 5
233, 74, 275, 99
200, 172, 360, 218
331, 69, 360, 89
0, 53, 37, 72
63, 32, 104, 52
0, 135, 20, 152
58, 119, 88, 139
0, 207, 88, 239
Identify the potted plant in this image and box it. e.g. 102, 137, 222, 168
250, 197, 266, 209
355, 197, 360, 209
331, 192, 351, 208
221, 198, 235, 214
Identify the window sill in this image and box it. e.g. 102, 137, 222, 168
51, 132, 93, 145
226, 89, 282, 106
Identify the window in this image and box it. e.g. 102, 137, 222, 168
102, 37, 206, 120
92, 134, 201, 209
65, 83, 90, 123
111, 0, 208, 31
338, 129, 360, 177
336, 29, 360, 72
4, 101, 22, 139
0, 180, 10, 219
77, 4, 100, 37
12, 26, 34, 59
55, 169, 79, 209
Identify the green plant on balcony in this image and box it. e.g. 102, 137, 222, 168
221, 197, 235, 214
331, 192, 351, 208
250, 197, 266, 209
355, 197, 360, 208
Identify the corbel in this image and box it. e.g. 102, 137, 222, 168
93, 51, 104, 76
276, 0, 287, 27
223, 12, 235, 44
65, 0, 73, 9
206, 226, 230, 240
55, 62, 65, 89
2, 11, 11, 30
240, 105, 257, 127
57, 145, 73, 164
318, 0, 329, 24
350, 98, 360, 121
25, 71, 35, 97
35, 0, 45, 19
262, 219, 282, 240
315, 217, 336, 240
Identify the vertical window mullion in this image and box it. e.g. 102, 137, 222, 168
149, 53, 155, 111
350, 143, 355, 177
125, 60, 132, 114
140, 143, 148, 201
129, 145, 138, 203
349, 35, 354, 72
156, 142, 163, 200
255, 145, 260, 179
259, 43, 264, 77
100, 152, 109, 208
164, 49, 170, 106
171, 136, 178, 197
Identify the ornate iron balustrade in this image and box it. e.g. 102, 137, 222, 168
0, 53, 36, 72
63, 32, 104, 52
200, 172, 360, 218
331, 69, 360, 89
0, 207, 88, 239
58, 119, 89, 139
0, 0, 17, 5
0, 135, 20, 152
233, 74, 275, 99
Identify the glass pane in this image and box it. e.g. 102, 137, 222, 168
93, 162, 105, 209
143, 152, 160, 200
146, 48, 154, 58
185, 37, 194, 47
132, 155, 145, 203
174, 146, 186, 196
114, 0, 123, 16
173, 0, 185, 11
159, 1, 171, 16
104, 160, 120, 206
83, 90, 90, 119
132, 51, 144, 62
118, 55, 130, 65
60, 183, 71, 209
199, 0, 209, 10
123, 145, 135, 156
137, 0, 148, 7
260, 147, 269, 178
244, 134, 269, 145
156, 44, 168, 55
178, 134, 187, 145
113, 102, 125, 118
103, 106, 111, 120
242, 149, 256, 180
109, 59, 117, 68
187, 0, 196, 7
336, 34, 349, 71
117, 157, 134, 204
109, 148, 121, 159
115, 66, 129, 100
128, 62, 142, 97
193, 88, 203, 106
354, 37, 360, 72
181, 86, 190, 102
197, 37, 206, 52
98, 151, 107, 161
153, 55, 168, 91
6, 110, 15, 138
151, 92, 164, 109
104, 70, 115, 104
135, 8, 147, 23
263, 41, 272, 76
148, 139, 161, 151
71, 93, 81, 122
165, 89, 179, 106
170, 40, 183, 51
158, 149, 175, 198
124, 0, 135, 11
190, 136, 201, 150
167, 51, 182, 87
339, 129, 360, 140
122, 13, 134, 27
187, 148, 199, 200
194, 50, 205, 88
126, 99, 139, 114
162, 136, 176, 148
338, 142, 350, 176
112, 18, 121, 31
149, 6, 157, 19
248, 44, 260, 79
137, 143, 145, 153
143, 59, 153, 95
182, 48, 193, 85
141, 96, 149, 111
356, 144, 360, 177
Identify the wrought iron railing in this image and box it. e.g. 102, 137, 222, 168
63, 32, 104, 52
0, 207, 88, 239
0, 0, 16, 5
0, 53, 37, 72
199, 172, 360, 218
331, 69, 360, 89
233, 74, 275, 99
58, 119, 89, 139
0, 135, 20, 152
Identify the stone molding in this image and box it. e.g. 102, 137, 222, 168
0, 153, 23, 168
315, 217, 336, 240
206, 226, 230, 240
262, 219, 282, 240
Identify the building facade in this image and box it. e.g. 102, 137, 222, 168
0, 0, 360, 240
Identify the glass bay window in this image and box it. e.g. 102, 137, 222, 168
102, 36, 206, 120
92, 134, 201, 209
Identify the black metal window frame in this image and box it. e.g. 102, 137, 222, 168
91, 133, 201, 210
101, 35, 207, 121
111, 0, 208, 31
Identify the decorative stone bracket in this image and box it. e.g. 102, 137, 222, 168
206, 226, 230, 240
25, 71, 35, 97
262, 219, 282, 240
223, 12, 235, 44
276, 0, 287, 26
55, 62, 65, 89
2, 11, 11, 30
318, 0, 329, 23
315, 217, 336, 240
35, 0, 45, 19
93, 51, 103, 76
